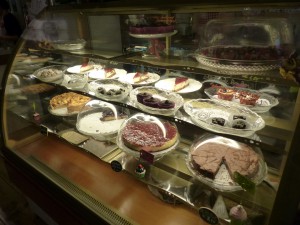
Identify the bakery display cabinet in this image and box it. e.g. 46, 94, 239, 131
1, 1, 300, 225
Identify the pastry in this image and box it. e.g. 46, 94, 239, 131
136, 92, 152, 103
232, 119, 248, 129
129, 16, 175, 34
173, 77, 189, 92
135, 164, 146, 178
50, 92, 91, 113
122, 121, 178, 152
157, 100, 175, 109
21, 83, 55, 94
104, 68, 116, 78
239, 94, 259, 106
100, 109, 128, 121
211, 117, 226, 126
80, 64, 94, 73
191, 141, 259, 179
133, 72, 149, 83
142, 97, 161, 108
217, 88, 235, 101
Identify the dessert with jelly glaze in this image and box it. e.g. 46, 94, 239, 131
104, 68, 116, 78
122, 121, 178, 152
136, 92, 152, 103
157, 100, 175, 109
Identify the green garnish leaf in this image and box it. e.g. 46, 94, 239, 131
233, 172, 256, 194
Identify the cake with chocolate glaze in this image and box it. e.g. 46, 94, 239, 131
122, 121, 178, 152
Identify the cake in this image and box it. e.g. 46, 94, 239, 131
173, 77, 189, 92
142, 97, 161, 108
100, 109, 128, 121
217, 88, 235, 101
135, 164, 146, 178
21, 83, 55, 94
136, 92, 152, 103
129, 16, 175, 34
122, 121, 178, 152
133, 72, 149, 83
157, 100, 175, 109
105, 68, 116, 78
232, 119, 248, 129
80, 64, 94, 73
229, 205, 247, 225
191, 141, 259, 179
50, 92, 91, 113
239, 94, 259, 106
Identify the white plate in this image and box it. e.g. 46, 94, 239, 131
88, 68, 127, 79
184, 99, 265, 137
155, 78, 202, 93
119, 72, 160, 86
67, 64, 102, 74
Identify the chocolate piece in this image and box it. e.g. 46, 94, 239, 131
137, 92, 152, 103
211, 117, 225, 126
233, 115, 246, 120
157, 100, 175, 109
232, 120, 247, 129
142, 97, 160, 108
100, 109, 127, 121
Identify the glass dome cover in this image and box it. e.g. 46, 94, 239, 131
76, 100, 129, 140
194, 17, 294, 72
117, 113, 180, 160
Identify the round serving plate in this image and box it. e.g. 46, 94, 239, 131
130, 86, 184, 116
119, 72, 160, 86
184, 99, 265, 137
186, 134, 267, 192
155, 78, 202, 94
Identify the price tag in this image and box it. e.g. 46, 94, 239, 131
111, 160, 123, 172
140, 150, 154, 164
198, 207, 219, 225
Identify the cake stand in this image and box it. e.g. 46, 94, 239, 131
129, 30, 177, 58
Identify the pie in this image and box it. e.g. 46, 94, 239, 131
104, 68, 116, 78
50, 92, 91, 113
191, 140, 259, 179
21, 83, 55, 94
122, 121, 178, 152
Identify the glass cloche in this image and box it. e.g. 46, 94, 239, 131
116, 113, 180, 160
76, 100, 129, 141
194, 18, 294, 72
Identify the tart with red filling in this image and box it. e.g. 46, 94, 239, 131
173, 77, 189, 92
122, 121, 178, 152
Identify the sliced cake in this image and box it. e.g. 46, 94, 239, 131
173, 77, 189, 92
133, 72, 149, 83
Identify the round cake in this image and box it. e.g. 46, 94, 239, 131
121, 121, 178, 152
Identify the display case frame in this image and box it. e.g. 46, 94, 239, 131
1, 1, 300, 225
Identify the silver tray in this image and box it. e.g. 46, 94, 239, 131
130, 86, 184, 116
186, 134, 267, 192
194, 45, 280, 72
204, 86, 279, 113
184, 99, 265, 137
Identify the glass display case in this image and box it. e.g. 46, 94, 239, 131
1, 1, 300, 225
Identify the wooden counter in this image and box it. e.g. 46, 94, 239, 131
8, 134, 208, 225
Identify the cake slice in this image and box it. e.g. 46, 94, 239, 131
133, 72, 149, 83
173, 77, 189, 92
105, 68, 116, 78
80, 63, 94, 73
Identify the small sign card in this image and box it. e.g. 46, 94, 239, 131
140, 150, 154, 164
198, 207, 219, 225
